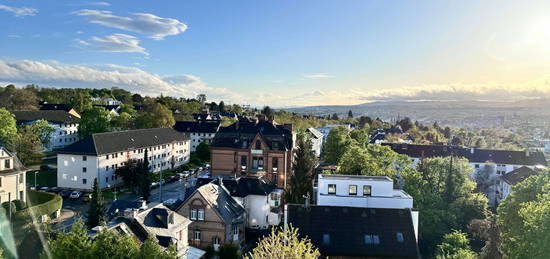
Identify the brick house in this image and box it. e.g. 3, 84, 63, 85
210, 116, 294, 189
176, 182, 246, 250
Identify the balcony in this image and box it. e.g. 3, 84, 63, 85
251, 149, 263, 155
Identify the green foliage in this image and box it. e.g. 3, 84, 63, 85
90, 230, 140, 259
273, 110, 326, 131
139, 149, 152, 201
469, 215, 503, 259
286, 133, 317, 203
0, 86, 39, 111
0, 108, 17, 146
323, 126, 352, 164
261, 106, 274, 119
435, 230, 477, 259
115, 159, 140, 191
497, 170, 550, 259
87, 178, 106, 229
78, 107, 110, 137
220, 117, 237, 127
27, 120, 54, 148
14, 190, 62, 221
349, 128, 369, 147
13, 125, 45, 165
218, 243, 240, 259
195, 142, 211, 162
46, 220, 92, 259
135, 103, 175, 129
111, 112, 135, 130
247, 226, 320, 259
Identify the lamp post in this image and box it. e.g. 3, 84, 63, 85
34, 171, 38, 188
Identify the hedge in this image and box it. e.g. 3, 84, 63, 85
14, 190, 62, 221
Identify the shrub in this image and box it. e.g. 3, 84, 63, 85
12, 200, 27, 210
14, 190, 62, 221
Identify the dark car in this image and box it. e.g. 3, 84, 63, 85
40, 165, 55, 171
59, 190, 72, 198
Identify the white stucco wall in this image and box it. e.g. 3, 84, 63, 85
190, 132, 216, 152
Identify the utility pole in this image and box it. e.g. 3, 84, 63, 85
159, 170, 163, 202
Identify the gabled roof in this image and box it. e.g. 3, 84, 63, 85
58, 128, 187, 156
39, 103, 74, 112
287, 204, 419, 259
183, 182, 245, 223
306, 128, 323, 139
502, 166, 537, 185
13, 110, 80, 124
212, 120, 292, 151
133, 204, 191, 248
384, 143, 548, 166
173, 121, 220, 134
220, 177, 276, 198
93, 104, 120, 111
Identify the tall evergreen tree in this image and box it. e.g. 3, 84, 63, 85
139, 149, 152, 201
87, 178, 106, 229
347, 109, 353, 118
219, 101, 226, 112
286, 134, 317, 203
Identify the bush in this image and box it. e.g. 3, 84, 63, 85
12, 200, 27, 210
14, 190, 62, 221
1, 201, 16, 215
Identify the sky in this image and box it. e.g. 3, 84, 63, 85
2, 0, 550, 107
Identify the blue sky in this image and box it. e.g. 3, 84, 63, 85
2, 0, 550, 106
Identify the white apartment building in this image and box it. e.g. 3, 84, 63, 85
57, 128, 190, 191
13, 110, 80, 150
0, 147, 26, 203
315, 124, 351, 143
305, 128, 323, 157
174, 121, 220, 152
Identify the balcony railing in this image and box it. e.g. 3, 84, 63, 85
251, 149, 263, 155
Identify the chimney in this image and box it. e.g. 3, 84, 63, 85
470, 147, 475, 154
168, 212, 174, 225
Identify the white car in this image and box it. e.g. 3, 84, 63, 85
69, 191, 82, 199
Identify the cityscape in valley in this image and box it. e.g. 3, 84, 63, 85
2, 1, 550, 259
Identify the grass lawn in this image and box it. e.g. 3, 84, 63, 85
151, 170, 177, 182
26, 170, 57, 187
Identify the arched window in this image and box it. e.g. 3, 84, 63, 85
255, 140, 261, 150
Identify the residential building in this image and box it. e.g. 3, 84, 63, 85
369, 126, 414, 144
91, 97, 122, 106
92, 104, 120, 117
39, 103, 81, 118
286, 204, 420, 259
315, 124, 351, 143
0, 147, 26, 204
176, 182, 246, 250
500, 166, 538, 201
210, 115, 294, 189
174, 121, 221, 152
305, 127, 323, 157
13, 110, 80, 150
57, 128, 190, 191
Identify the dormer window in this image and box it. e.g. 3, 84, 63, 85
255, 140, 261, 150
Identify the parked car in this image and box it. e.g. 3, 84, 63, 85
39, 186, 51, 192
159, 179, 165, 186
69, 191, 82, 199
82, 193, 92, 202
40, 165, 55, 171
59, 190, 72, 198
166, 175, 176, 183
151, 182, 159, 188
50, 187, 61, 193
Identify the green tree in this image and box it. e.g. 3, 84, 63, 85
46, 220, 92, 259
469, 215, 503, 259
330, 113, 339, 120
139, 149, 152, 201
0, 108, 17, 146
347, 109, 353, 118
497, 170, 550, 259
444, 126, 452, 139
78, 107, 110, 137
139, 238, 177, 259
115, 159, 140, 191
135, 103, 175, 129
111, 112, 134, 130
323, 126, 352, 164
195, 142, 211, 162
218, 101, 226, 112
247, 226, 320, 259
397, 117, 414, 132
261, 106, 274, 119
28, 120, 54, 148
87, 178, 107, 229
13, 126, 44, 165
435, 230, 477, 259
218, 243, 240, 259
286, 133, 317, 204
349, 129, 369, 147
90, 229, 140, 259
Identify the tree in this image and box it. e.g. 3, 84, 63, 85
115, 159, 140, 191
217, 243, 240, 259
474, 163, 497, 197
330, 113, 339, 120
78, 107, 110, 137
247, 226, 320, 259
195, 142, 211, 162
444, 126, 452, 139
218, 101, 226, 112
11, 89, 39, 110
90, 229, 140, 258
139, 149, 152, 201
135, 103, 175, 129
111, 112, 134, 130
139, 238, 177, 259
347, 109, 353, 118
357, 115, 372, 129
261, 106, 274, 119
196, 94, 206, 105
286, 133, 317, 204
469, 215, 503, 259
497, 170, 550, 258
131, 93, 144, 104
397, 117, 414, 132
28, 120, 54, 148
13, 125, 44, 165
323, 126, 352, 164
87, 178, 106, 229
47, 220, 93, 259
435, 230, 477, 259
350, 129, 369, 147
0, 108, 17, 146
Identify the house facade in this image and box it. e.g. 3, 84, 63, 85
0, 147, 26, 204
500, 166, 538, 201
176, 182, 246, 250
210, 116, 294, 189
13, 110, 80, 150
174, 121, 221, 152
39, 103, 81, 118
57, 128, 190, 191
305, 127, 323, 157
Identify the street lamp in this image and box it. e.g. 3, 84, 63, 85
34, 171, 38, 188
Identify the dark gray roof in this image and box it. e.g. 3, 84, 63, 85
502, 166, 537, 185
221, 177, 276, 198
58, 128, 188, 155
288, 205, 419, 258
13, 110, 80, 124
384, 143, 548, 166
173, 121, 220, 133
40, 103, 74, 112
212, 120, 293, 151
186, 183, 245, 223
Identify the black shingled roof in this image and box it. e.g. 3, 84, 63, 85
288, 205, 419, 259
221, 177, 276, 198
58, 128, 187, 156
384, 143, 547, 166
40, 103, 74, 112
502, 166, 537, 185
173, 121, 220, 133
13, 110, 80, 124
212, 120, 292, 151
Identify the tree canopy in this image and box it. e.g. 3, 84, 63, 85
286, 133, 317, 204
247, 226, 320, 259
0, 108, 17, 146
323, 126, 352, 164
78, 107, 111, 137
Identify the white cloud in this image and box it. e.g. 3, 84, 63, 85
76, 33, 148, 55
7, 34, 20, 38
302, 73, 334, 79
0, 4, 37, 17
69, 2, 111, 7
73, 9, 187, 40
0, 58, 244, 103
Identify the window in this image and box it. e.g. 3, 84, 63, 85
365, 234, 380, 245
82, 156, 87, 161
194, 231, 201, 241
190, 209, 197, 220
105, 177, 108, 183
373, 235, 380, 244
255, 140, 261, 149
0, 177, 2, 187
19, 191, 23, 200
82, 167, 87, 173
349, 185, 357, 195
82, 178, 87, 184
19, 174, 23, 184
213, 236, 220, 245
365, 235, 373, 244
233, 225, 239, 235
328, 184, 336, 194
396, 232, 404, 243
4, 159, 10, 169
106, 155, 109, 159
322, 234, 330, 245
198, 209, 205, 220
272, 157, 278, 169
363, 185, 372, 196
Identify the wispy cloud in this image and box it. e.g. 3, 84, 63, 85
302, 73, 334, 79
7, 34, 21, 38
0, 4, 37, 17
76, 33, 148, 55
69, 2, 111, 7
73, 9, 187, 40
